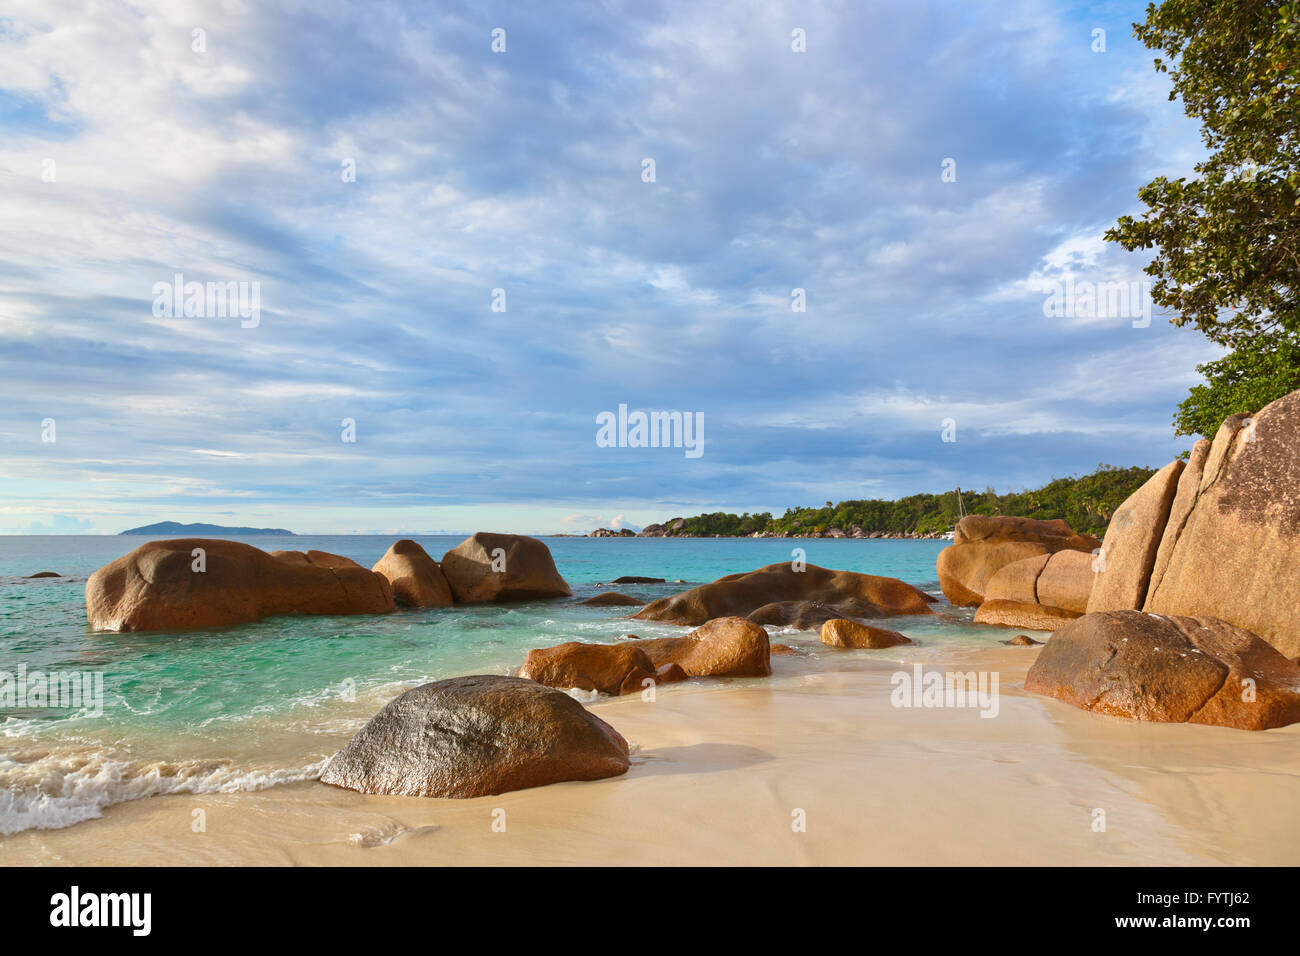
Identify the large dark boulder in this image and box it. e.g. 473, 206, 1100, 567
1025, 610, 1300, 730
319, 675, 630, 797
633, 562, 932, 627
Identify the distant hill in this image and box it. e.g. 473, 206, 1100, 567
119, 521, 295, 536
640, 464, 1157, 539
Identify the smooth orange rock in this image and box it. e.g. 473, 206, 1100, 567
937, 516, 1100, 607
86, 538, 394, 632
618, 661, 690, 695
631, 616, 772, 678
439, 532, 571, 603
1025, 611, 1300, 730
819, 618, 912, 648
1086, 460, 1184, 612
973, 599, 1080, 631
517, 641, 657, 697
372, 539, 452, 608
1144, 389, 1300, 657
983, 553, 1051, 605
1036, 550, 1096, 615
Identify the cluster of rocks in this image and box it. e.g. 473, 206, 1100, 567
751, 528, 948, 539
512, 562, 933, 701
638, 519, 687, 536
588, 528, 636, 537
85, 531, 571, 632
937, 515, 1099, 614
85, 526, 940, 798
321, 558, 937, 799
518, 616, 770, 696
943, 388, 1300, 731
1087, 394, 1300, 659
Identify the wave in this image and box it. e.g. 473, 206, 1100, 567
0, 745, 327, 835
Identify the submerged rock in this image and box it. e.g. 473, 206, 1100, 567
746, 600, 855, 629
612, 575, 665, 584
634, 562, 933, 627
1002, 634, 1043, 646
936, 516, 1100, 607
578, 591, 645, 607
372, 539, 452, 608
320, 675, 630, 797
1024, 611, 1300, 730
25, 571, 62, 578
85, 538, 394, 632
439, 532, 571, 603
820, 618, 912, 649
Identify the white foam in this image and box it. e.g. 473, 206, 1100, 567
0, 748, 328, 835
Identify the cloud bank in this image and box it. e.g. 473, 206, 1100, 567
0, 0, 1213, 533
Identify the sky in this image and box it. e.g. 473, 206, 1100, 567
0, 0, 1217, 535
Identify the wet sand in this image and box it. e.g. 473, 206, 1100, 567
7, 642, 1300, 866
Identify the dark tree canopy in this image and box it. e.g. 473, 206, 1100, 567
1105, 0, 1300, 436
665, 465, 1156, 539
1107, 0, 1298, 346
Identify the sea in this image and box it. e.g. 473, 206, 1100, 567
0, 533, 998, 836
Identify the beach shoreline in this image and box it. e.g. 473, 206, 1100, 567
8, 639, 1299, 866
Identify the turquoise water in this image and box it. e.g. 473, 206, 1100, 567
0, 534, 985, 834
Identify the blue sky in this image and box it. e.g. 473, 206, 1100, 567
0, 0, 1215, 535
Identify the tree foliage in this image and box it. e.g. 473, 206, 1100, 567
1173, 327, 1300, 436
671, 464, 1156, 539
1106, 0, 1299, 348
1105, 1, 1300, 435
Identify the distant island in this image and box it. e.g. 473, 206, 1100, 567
119, 521, 295, 536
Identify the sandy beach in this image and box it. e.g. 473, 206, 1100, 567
9, 640, 1299, 867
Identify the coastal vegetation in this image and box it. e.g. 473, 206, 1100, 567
1105, 0, 1300, 438
651, 464, 1155, 539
